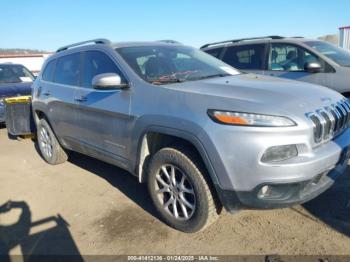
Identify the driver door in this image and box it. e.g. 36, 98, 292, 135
266, 43, 330, 87
74, 50, 131, 166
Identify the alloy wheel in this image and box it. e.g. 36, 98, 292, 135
155, 164, 196, 221
39, 126, 53, 158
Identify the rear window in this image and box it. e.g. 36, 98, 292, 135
54, 53, 80, 86
222, 44, 265, 70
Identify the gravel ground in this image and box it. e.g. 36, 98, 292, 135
1, 126, 350, 258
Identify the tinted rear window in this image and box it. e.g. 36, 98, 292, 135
222, 44, 265, 70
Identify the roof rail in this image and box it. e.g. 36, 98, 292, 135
158, 40, 182, 44
200, 36, 285, 49
56, 38, 111, 53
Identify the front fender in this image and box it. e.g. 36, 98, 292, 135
129, 115, 225, 188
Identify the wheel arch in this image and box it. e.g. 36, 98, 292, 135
135, 127, 220, 189
33, 103, 50, 124
34, 109, 45, 122
33, 109, 61, 145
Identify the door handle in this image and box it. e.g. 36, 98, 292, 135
74, 96, 87, 102
43, 91, 51, 96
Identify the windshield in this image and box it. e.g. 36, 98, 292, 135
305, 41, 350, 67
0, 64, 35, 84
116, 45, 240, 85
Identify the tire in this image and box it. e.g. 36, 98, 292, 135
147, 146, 221, 233
37, 118, 68, 165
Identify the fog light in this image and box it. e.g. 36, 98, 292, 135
258, 185, 278, 199
257, 184, 299, 200
261, 145, 298, 163
258, 185, 270, 199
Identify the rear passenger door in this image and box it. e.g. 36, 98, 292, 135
42, 53, 81, 148
221, 44, 267, 75
74, 50, 131, 167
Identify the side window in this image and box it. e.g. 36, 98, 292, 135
54, 53, 81, 86
42, 60, 55, 82
82, 51, 126, 88
269, 43, 321, 72
222, 44, 265, 70
204, 47, 223, 59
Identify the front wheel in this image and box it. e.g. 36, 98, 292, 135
147, 146, 221, 233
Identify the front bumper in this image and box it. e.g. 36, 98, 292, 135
215, 130, 350, 212
203, 119, 350, 211
205, 119, 350, 189
219, 162, 347, 211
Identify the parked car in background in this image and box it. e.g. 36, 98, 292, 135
201, 36, 350, 97
32, 39, 350, 233
0, 63, 34, 123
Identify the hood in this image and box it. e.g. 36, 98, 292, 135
167, 73, 344, 114
0, 82, 32, 98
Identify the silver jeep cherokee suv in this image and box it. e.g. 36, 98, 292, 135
32, 39, 350, 232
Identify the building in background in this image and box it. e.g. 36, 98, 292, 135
0, 52, 52, 75
318, 34, 339, 45
339, 26, 350, 50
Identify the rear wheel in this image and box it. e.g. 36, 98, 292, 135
147, 146, 221, 233
37, 118, 68, 165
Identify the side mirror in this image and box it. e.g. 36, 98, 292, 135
92, 73, 128, 90
304, 62, 322, 73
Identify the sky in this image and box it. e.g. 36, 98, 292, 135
1, 0, 349, 51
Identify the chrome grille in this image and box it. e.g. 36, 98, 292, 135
307, 99, 350, 143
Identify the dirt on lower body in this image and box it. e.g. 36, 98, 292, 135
0, 127, 350, 256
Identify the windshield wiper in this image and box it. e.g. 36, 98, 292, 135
151, 77, 184, 85
197, 73, 231, 80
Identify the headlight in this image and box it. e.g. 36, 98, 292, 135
208, 110, 296, 127
261, 145, 298, 163
0, 99, 4, 106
